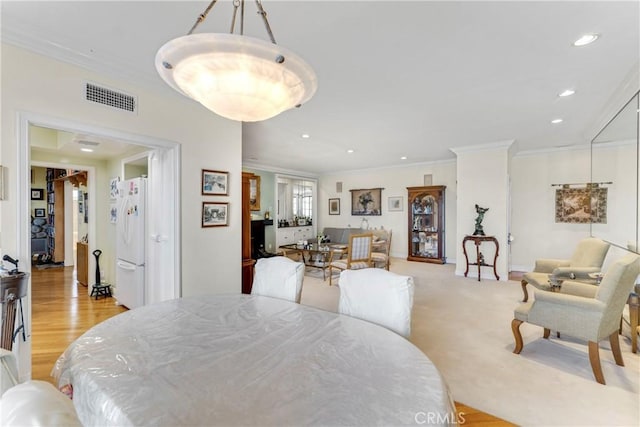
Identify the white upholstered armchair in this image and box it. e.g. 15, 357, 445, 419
521, 237, 610, 302
512, 253, 640, 385
251, 256, 305, 303
338, 268, 414, 338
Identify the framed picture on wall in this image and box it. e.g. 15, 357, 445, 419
350, 188, 383, 216
202, 169, 229, 196
388, 196, 403, 212
202, 202, 229, 227
31, 188, 44, 200
34, 208, 46, 218
329, 198, 340, 215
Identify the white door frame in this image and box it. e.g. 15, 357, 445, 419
16, 111, 182, 380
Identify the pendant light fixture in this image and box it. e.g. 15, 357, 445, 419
155, 0, 317, 122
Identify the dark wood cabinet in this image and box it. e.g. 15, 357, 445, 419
407, 186, 446, 264
242, 172, 256, 294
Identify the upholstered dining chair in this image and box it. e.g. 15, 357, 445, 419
511, 253, 640, 385
338, 268, 414, 338
327, 233, 373, 286
251, 256, 305, 303
372, 229, 392, 270
521, 237, 610, 302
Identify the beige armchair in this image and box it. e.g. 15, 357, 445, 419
328, 233, 373, 286
521, 237, 610, 302
511, 253, 640, 384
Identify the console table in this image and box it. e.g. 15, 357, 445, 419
463, 235, 499, 281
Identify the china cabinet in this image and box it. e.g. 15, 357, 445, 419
407, 186, 446, 264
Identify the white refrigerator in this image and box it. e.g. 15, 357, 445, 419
115, 177, 146, 309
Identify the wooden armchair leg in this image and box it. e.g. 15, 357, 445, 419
521, 280, 529, 303
609, 331, 624, 366
619, 315, 623, 335
511, 319, 524, 354
329, 266, 333, 286
588, 341, 605, 385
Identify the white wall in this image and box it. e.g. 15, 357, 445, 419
510, 147, 592, 270
453, 143, 512, 280
315, 142, 637, 274
1, 44, 242, 378
318, 161, 457, 262
1, 43, 242, 296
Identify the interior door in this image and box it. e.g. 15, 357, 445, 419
145, 149, 178, 304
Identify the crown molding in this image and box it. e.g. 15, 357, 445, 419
242, 162, 319, 179
449, 139, 515, 156
584, 62, 639, 142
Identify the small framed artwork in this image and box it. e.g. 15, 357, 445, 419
31, 188, 44, 200
329, 198, 340, 215
202, 169, 229, 196
249, 174, 261, 211
34, 208, 46, 218
202, 202, 229, 227
388, 196, 403, 212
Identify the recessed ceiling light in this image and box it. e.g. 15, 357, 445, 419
301, 133, 310, 139
551, 118, 563, 124
80, 148, 94, 152
558, 89, 575, 97
400, 156, 407, 160
346, 149, 354, 154
573, 33, 599, 47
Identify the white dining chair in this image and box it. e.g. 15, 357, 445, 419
252, 256, 305, 303
338, 268, 414, 338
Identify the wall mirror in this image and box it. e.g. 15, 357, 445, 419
276, 176, 316, 225
249, 174, 261, 211
591, 91, 639, 252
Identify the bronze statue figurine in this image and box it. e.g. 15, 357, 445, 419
474, 204, 489, 236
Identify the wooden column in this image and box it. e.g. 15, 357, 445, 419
242, 172, 256, 294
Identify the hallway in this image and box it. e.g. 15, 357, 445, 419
31, 266, 127, 384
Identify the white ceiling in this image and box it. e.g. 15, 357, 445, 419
2, 1, 639, 175
30, 126, 149, 161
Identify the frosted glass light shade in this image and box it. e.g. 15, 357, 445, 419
155, 33, 317, 122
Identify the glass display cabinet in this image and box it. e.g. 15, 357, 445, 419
407, 186, 446, 264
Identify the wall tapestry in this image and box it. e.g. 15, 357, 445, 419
555, 184, 607, 224
350, 188, 383, 216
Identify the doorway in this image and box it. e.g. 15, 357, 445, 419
29, 164, 89, 291
17, 112, 182, 380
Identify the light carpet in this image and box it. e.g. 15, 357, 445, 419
299, 259, 640, 426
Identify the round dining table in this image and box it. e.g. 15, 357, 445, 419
53, 294, 456, 426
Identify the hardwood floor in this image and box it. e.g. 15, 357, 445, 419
30, 266, 514, 426
31, 266, 127, 384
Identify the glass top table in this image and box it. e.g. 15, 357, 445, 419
279, 243, 347, 279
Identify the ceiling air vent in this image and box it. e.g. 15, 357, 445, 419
85, 82, 137, 113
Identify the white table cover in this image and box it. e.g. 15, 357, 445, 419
53, 294, 455, 426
